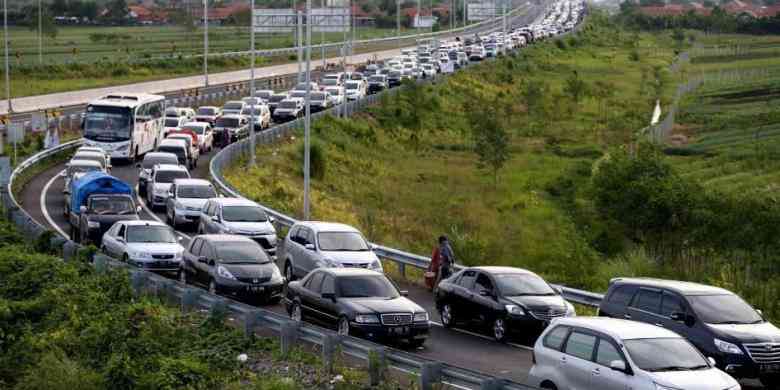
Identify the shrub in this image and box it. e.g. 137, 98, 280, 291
555, 39, 567, 50
297, 139, 326, 180
14, 352, 105, 390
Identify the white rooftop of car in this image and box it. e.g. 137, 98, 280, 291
159, 138, 187, 147
552, 317, 683, 341
172, 178, 212, 186
154, 164, 188, 172
120, 220, 170, 227
296, 221, 361, 233
69, 159, 103, 167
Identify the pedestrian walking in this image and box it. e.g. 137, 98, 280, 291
434, 235, 456, 288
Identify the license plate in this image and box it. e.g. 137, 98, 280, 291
390, 326, 409, 336
761, 364, 780, 373
248, 286, 265, 292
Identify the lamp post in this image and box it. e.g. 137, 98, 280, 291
303, 0, 312, 219
38, 0, 42, 65
249, 0, 257, 167
4, 0, 12, 115
204, 0, 209, 86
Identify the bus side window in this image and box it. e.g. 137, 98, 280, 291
136, 103, 150, 124
149, 102, 163, 120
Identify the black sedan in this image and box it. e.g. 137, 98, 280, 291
179, 234, 285, 304
434, 266, 576, 342
285, 268, 429, 348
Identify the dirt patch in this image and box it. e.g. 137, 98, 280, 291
667, 123, 695, 146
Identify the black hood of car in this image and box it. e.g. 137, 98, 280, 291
707, 321, 780, 344
503, 295, 567, 311
220, 262, 276, 279
342, 297, 423, 314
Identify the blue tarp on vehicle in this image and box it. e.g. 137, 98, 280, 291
69, 171, 133, 214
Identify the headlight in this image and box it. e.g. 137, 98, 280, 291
174, 201, 185, 210
565, 302, 577, 317
216, 265, 236, 280
87, 221, 100, 229
654, 383, 682, 390
414, 312, 429, 322
714, 338, 743, 355
369, 259, 383, 271
354, 314, 380, 324
505, 305, 525, 315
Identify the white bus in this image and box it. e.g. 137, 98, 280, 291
82, 93, 166, 161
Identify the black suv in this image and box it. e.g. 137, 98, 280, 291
598, 277, 780, 388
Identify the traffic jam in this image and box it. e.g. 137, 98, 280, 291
59, 0, 779, 388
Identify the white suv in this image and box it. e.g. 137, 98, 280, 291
278, 221, 382, 282
146, 164, 190, 209
529, 317, 740, 390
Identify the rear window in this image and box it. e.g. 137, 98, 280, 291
177, 184, 217, 199
197, 107, 216, 116
142, 154, 178, 169
164, 118, 180, 127
155, 170, 189, 183
269, 95, 286, 103
223, 102, 243, 110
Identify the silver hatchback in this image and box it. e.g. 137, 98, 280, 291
529, 317, 740, 390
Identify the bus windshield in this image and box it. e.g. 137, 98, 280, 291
83, 105, 132, 142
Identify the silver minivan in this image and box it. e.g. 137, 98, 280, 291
528, 317, 740, 390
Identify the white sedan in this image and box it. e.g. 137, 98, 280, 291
101, 220, 185, 274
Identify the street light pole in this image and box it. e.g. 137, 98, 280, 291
297, 10, 303, 82
303, 0, 312, 219
249, 0, 256, 167
38, 0, 42, 65
396, 0, 400, 48
204, 0, 209, 86
4, 0, 12, 115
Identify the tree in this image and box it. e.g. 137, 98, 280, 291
468, 98, 511, 187
50, 0, 68, 15
104, 0, 129, 24
22, 5, 58, 39
79, 2, 99, 21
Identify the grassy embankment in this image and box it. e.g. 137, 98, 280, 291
0, 220, 400, 390
225, 14, 677, 288
667, 34, 780, 196
1, 24, 416, 98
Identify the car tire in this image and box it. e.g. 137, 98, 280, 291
170, 211, 178, 229
284, 262, 295, 283
540, 381, 557, 390
208, 279, 218, 295
761, 375, 779, 389
266, 295, 282, 305
122, 253, 129, 264
440, 303, 455, 328
166, 209, 172, 225
337, 316, 350, 336
492, 317, 507, 342
290, 302, 303, 322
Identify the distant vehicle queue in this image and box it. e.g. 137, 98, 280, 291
60, 0, 780, 388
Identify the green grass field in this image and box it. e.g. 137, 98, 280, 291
667, 34, 780, 196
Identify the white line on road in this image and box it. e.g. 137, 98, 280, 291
41, 171, 69, 239
137, 195, 191, 241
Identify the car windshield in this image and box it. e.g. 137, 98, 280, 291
89, 197, 135, 215
143, 155, 178, 169
182, 125, 206, 135
156, 170, 189, 183
350, 74, 363, 80
197, 107, 216, 116
345, 82, 360, 90
311, 92, 326, 100
269, 95, 286, 103
279, 101, 298, 109
321, 79, 339, 86
389, 71, 401, 78
337, 275, 399, 299
290, 91, 307, 98
127, 225, 177, 243
68, 165, 101, 175
217, 241, 269, 264
317, 232, 369, 251
624, 338, 709, 372
241, 107, 264, 116
177, 185, 216, 199
256, 91, 272, 99
83, 105, 132, 142
223, 102, 243, 110
495, 273, 557, 296
215, 117, 240, 128
688, 294, 763, 324
325, 88, 340, 95
164, 118, 180, 127
222, 206, 268, 222
158, 145, 184, 157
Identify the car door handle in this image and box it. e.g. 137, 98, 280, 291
591, 368, 601, 376
655, 323, 664, 327
623, 313, 632, 320
559, 357, 567, 365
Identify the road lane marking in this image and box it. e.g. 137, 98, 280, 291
137, 194, 191, 241
41, 171, 69, 239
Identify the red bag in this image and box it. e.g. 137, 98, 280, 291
425, 248, 441, 290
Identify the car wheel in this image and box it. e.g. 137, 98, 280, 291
166, 209, 172, 225
284, 262, 295, 282
179, 268, 188, 284
170, 211, 178, 229
337, 317, 350, 336
208, 279, 218, 295
290, 302, 302, 322
122, 254, 129, 264
492, 317, 507, 342
440, 303, 455, 328
761, 374, 780, 389
540, 381, 557, 390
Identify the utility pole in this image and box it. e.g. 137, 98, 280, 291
396, 0, 400, 47
204, 0, 209, 86
303, 0, 312, 219
321, 0, 325, 70
463, 0, 466, 27
4, 0, 12, 115
297, 10, 303, 82
38, 0, 42, 65
342, 0, 348, 70
249, 0, 256, 167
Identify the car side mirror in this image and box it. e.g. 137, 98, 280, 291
321, 292, 336, 301
197, 256, 208, 263
268, 216, 275, 223
756, 309, 764, 316
400, 290, 409, 297
609, 360, 627, 372
136, 205, 142, 213
554, 286, 563, 295
707, 357, 716, 366
80, 205, 87, 213
178, 236, 184, 241
304, 243, 315, 251
670, 312, 686, 322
